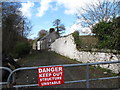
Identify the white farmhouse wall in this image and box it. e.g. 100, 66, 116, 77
37, 41, 40, 50
50, 34, 120, 73
33, 42, 36, 50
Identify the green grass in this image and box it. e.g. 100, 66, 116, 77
92, 73, 97, 77
90, 65, 118, 76
51, 51, 82, 64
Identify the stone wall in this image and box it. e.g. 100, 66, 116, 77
50, 34, 120, 73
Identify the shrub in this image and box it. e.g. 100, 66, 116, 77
13, 42, 31, 58
92, 17, 120, 50
72, 31, 81, 50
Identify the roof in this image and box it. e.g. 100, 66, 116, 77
37, 31, 58, 41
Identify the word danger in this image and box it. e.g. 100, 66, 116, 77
38, 66, 64, 86
38, 66, 63, 73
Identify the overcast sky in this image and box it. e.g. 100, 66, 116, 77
19, 0, 103, 39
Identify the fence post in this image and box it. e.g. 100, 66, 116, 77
86, 64, 90, 89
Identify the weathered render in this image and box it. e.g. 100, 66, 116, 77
50, 34, 120, 73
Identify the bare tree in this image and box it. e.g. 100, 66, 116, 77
2, 2, 32, 54
38, 29, 48, 38
76, 0, 120, 28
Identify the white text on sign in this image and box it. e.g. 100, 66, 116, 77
38, 66, 64, 86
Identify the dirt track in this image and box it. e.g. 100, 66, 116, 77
13, 50, 120, 88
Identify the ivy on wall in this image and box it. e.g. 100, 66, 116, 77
72, 31, 81, 50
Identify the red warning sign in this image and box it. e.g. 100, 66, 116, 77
38, 66, 64, 86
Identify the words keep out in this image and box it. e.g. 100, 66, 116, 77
39, 72, 63, 77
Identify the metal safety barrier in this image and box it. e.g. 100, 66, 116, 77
0, 67, 13, 85
6, 60, 120, 89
